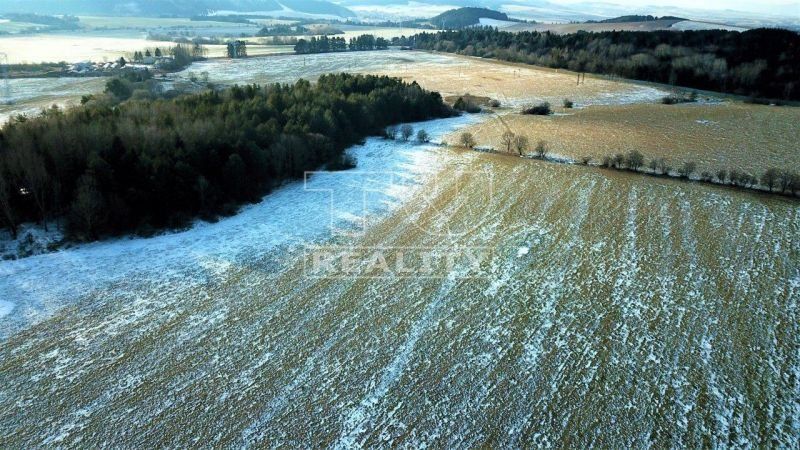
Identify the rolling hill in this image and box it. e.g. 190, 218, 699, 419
430, 7, 511, 29
0, 0, 355, 18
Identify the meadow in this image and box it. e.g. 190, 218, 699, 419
451, 102, 800, 174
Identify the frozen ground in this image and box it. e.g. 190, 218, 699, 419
168, 50, 463, 86
0, 114, 480, 338
0, 141, 797, 447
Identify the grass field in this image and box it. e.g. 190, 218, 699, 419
0, 138, 797, 447
371, 52, 669, 108
448, 103, 800, 174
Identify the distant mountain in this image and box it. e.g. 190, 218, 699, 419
0, 0, 355, 18
431, 7, 510, 28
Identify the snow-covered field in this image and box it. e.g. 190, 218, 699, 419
0, 48, 797, 447
0, 114, 480, 338
1, 139, 797, 447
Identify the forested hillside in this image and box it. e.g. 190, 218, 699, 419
410, 28, 800, 101
430, 7, 511, 29
0, 74, 452, 240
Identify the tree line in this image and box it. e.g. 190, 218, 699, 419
465, 131, 800, 198
406, 27, 800, 101
0, 74, 453, 241
294, 35, 389, 54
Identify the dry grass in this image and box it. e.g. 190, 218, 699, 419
448, 102, 800, 174
1, 147, 797, 447
367, 52, 667, 108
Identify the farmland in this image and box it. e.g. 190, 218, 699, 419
0, 133, 797, 447
0, 29, 798, 447
449, 102, 800, 174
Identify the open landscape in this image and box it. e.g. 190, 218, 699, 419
1, 0, 799, 447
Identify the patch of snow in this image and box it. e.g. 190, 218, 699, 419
477, 18, 518, 28
0, 300, 12, 318
0, 114, 483, 337
516, 246, 530, 257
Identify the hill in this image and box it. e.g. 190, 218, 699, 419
0, 0, 355, 18
430, 7, 510, 29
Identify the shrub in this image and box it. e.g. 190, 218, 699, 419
523, 102, 552, 115
563, 99, 574, 108
454, 97, 481, 113
679, 161, 697, 178
625, 150, 644, 171
661, 91, 697, 105
459, 132, 476, 148
400, 124, 414, 141
416, 129, 430, 143
488, 99, 501, 107
328, 154, 357, 171
535, 140, 549, 158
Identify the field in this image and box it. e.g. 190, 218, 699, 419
449, 102, 800, 174
0, 34, 176, 64
0, 77, 106, 125
0, 122, 798, 446
364, 52, 669, 108
1, 46, 798, 446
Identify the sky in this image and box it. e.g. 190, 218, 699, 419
550, 0, 800, 16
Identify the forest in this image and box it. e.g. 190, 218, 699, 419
0, 74, 453, 240
407, 28, 800, 101
294, 34, 389, 54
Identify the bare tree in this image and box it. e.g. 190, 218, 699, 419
535, 140, 548, 159
761, 168, 780, 191
500, 130, 515, 153
459, 132, 476, 149
612, 153, 625, 169
400, 124, 414, 141
416, 129, 430, 143
514, 135, 529, 156
679, 161, 697, 179
385, 126, 398, 140
626, 150, 644, 171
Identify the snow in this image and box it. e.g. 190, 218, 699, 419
0, 114, 482, 337
477, 18, 518, 28
0, 300, 12, 318
516, 246, 530, 257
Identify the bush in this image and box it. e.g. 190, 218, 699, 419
400, 124, 414, 141
459, 132, 476, 148
416, 129, 430, 143
523, 102, 552, 115
454, 97, 481, 113
488, 99, 501, 107
535, 140, 548, 158
661, 92, 697, 105
563, 99, 574, 108
328, 154, 357, 171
